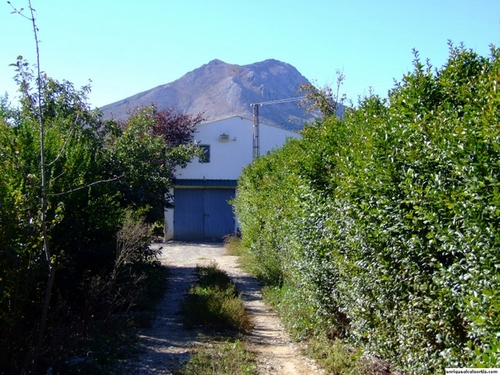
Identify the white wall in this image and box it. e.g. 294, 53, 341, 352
164, 188, 174, 240
174, 116, 301, 180
165, 116, 301, 241
260, 121, 301, 155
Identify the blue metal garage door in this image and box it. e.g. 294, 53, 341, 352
174, 188, 236, 241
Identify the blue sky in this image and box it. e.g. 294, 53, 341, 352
1, 1, 499, 108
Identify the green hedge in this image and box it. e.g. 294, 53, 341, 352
234, 44, 500, 373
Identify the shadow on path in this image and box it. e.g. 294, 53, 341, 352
119, 264, 198, 374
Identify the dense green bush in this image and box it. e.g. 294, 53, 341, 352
234, 43, 500, 373
0, 61, 199, 373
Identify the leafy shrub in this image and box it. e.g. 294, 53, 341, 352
82, 214, 159, 321
0, 62, 195, 373
234, 43, 500, 373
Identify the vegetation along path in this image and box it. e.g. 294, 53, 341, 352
119, 241, 324, 375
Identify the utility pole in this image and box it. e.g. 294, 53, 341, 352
251, 103, 261, 159
250, 96, 304, 159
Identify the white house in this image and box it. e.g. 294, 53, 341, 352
165, 116, 301, 241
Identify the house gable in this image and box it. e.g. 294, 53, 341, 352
174, 116, 301, 180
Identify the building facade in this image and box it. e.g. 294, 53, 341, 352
165, 116, 301, 241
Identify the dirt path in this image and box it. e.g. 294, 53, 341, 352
119, 241, 324, 374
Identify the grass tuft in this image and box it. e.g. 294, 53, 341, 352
305, 335, 366, 375
223, 235, 245, 256
173, 339, 256, 375
180, 263, 252, 333
176, 262, 256, 374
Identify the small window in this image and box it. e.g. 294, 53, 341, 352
199, 144, 210, 163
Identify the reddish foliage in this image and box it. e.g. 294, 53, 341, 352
151, 107, 205, 147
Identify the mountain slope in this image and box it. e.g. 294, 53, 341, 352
100, 59, 317, 130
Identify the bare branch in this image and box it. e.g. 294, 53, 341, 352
49, 174, 124, 197
7, 1, 32, 20
50, 170, 65, 183
47, 113, 79, 167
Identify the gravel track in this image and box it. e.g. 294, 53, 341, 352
119, 241, 324, 375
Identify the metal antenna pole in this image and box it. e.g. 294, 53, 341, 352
250, 96, 304, 160
252, 103, 260, 159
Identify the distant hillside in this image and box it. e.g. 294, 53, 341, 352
100, 59, 319, 131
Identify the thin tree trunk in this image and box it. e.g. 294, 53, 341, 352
26, 1, 56, 372
31, 265, 56, 373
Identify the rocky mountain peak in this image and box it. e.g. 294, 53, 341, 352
100, 59, 317, 130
